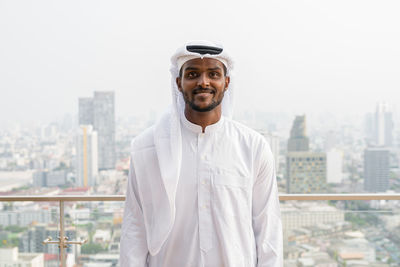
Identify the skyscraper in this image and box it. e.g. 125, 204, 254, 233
373, 102, 393, 147
364, 147, 389, 192
78, 98, 93, 125
286, 152, 327, 193
93, 91, 116, 170
287, 115, 309, 152
78, 91, 116, 170
76, 125, 98, 187
286, 115, 327, 193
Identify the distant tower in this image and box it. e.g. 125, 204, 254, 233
286, 115, 327, 193
76, 125, 98, 187
364, 147, 389, 192
374, 102, 393, 147
93, 91, 116, 170
78, 91, 116, 170
287, 115, 309, 152
79, 98, 93, 125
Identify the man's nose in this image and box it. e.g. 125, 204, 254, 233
197, 73, 210, 88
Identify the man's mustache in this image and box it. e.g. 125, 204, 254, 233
192, 87, 216, 94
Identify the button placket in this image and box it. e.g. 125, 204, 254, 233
197, 133, 212, 252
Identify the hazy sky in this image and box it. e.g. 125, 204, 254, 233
1, 0, 400, 126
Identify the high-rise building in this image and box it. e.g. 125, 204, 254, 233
78, 91, 115, 170
79, 98, 93, 125
287, 115, 309, 152
286, 115, 327, 193
93, 91, 116, 170
326, 148, 343, 184
33, 170, 67, 187
373, 102, 394, 147
286, 152, 327, 193
76, 125, 98, 187
364, 147, 389, 192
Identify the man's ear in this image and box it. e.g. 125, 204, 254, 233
176, 77, 182, 92
224, 76, 230, 91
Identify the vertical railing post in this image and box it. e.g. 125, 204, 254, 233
60, 200, 66, 267
43, 200, 86, 267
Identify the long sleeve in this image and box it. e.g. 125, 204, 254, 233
120, 158, 149, 267
252, 141, 283, 267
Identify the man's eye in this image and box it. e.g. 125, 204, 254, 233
187, 72, 198, 78
209, 72, 220, 78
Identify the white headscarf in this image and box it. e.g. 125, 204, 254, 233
170, 40, 235, 120
147, 40, 234, 254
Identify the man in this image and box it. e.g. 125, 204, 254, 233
120, 40, 283, 267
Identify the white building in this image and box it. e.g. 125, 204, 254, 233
374, 102, 393, 147
281, 202, 345, 236
79, 91, 116, 170
93, 229, 111, 243
76, 125, 98, 187
0, 208, 51, 227
326, 148, 343, 184
0, 247, 43, 267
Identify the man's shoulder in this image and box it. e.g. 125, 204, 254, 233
225, 118, 266, 144
130, 126, 155, 152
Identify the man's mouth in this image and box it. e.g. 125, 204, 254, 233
193, 88, 215, 95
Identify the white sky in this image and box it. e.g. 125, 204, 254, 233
1, 0, 400, 125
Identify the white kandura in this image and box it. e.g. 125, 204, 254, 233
120, 40, 283, 266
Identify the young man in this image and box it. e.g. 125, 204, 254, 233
120, 41, 283, 267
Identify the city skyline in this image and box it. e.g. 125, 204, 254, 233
1, 1, 400, 266
1, 1, 400, 125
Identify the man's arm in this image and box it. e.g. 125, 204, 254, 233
120, 158, 149, 267
252, 141, 283, 267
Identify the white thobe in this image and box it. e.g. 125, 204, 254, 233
120, 113, 283, 267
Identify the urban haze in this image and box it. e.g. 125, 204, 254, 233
1, 1, 400, 266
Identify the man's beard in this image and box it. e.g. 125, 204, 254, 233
187, 99, 222, 112
183, 87, 224, 112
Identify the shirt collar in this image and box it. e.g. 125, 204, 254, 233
180, 108, 224, 134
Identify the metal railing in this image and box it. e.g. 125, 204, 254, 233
1, 193, 400, 266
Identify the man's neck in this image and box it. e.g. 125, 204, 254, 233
184, 107, 222, 133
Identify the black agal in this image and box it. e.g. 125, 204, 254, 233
186, 45, 223, 55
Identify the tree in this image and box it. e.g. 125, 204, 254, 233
81, 243, 105, 254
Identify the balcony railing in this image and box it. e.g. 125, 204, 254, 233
1, 194, 400, 266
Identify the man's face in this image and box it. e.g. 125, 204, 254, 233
176, 58, 230, 113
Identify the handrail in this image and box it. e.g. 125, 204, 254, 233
1, 193, 399, 267
0, 194, 400, 202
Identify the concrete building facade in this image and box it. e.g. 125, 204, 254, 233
364, 147, 389, 192
286, 115, 327, 193
287, 152, 327, 193
76, 125, 98, 187
78, 91, 116, 170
